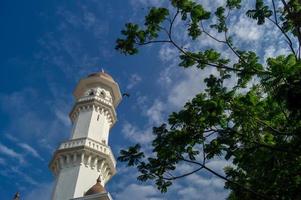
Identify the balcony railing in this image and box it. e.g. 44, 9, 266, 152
58, 137, 116, 167
78, 95, 113, 107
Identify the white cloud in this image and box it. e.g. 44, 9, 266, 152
5, 133, 44, 161
196, 0, 226, 11
121, 121, 153, 144
159, 44, 178, 62
0, 157, 6, 165
186, 173, 225, 188
24, 182, 53, 200
36, 2, 114, 79
0, 143, 24, 163
206, 159, 232, 175
264, 43, 290, 62
126, 74, 142, 90
145, 99, 165, 125
166, 67, 210, 109
54, 109, 71, 127
18, 143, 44, 161
0, 88, 70, 152
177, 185, 227, 200
11, 167, 38, 186
232, 16, 263, 42
136, 95, 148, 108
115, 184, 162, 200
5, 134, 18, 142
130, 0, 165, 8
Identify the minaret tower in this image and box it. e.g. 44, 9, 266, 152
49, 72, 122, 200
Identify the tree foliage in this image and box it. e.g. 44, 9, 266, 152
116, 0, 301, 199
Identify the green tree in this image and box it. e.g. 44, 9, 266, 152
116, 0, 301, 199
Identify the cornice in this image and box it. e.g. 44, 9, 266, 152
69, 97, 117, 127
49, 137, 116, 183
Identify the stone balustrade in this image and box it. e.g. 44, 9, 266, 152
58, 137, 116, 167
78, 95, 113, 107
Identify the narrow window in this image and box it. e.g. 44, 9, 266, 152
100, 91, 105, 97
97, 114, 100, 121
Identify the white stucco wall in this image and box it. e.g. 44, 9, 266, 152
73, 165, 103, 198
71, 109, 110, 144
52, 163, 107, 200
52, 166, 80, 200
88, 111, 110, 144
72, 110, 93, 139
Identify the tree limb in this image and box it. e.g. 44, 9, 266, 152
169, 9, 179, 37
179, 158, 271, 200
162, 166, 204, 180
138, 40, 171, 46
267, 17, 297, 58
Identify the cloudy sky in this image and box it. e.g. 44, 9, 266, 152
0, 0, 291, 199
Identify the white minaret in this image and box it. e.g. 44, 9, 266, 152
49, 71, 122, 200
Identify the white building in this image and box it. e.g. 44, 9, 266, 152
49, 71, 122, 200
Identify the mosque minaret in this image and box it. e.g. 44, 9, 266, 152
49, 71, 122, 200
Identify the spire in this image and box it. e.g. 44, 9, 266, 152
13, 192, 20, 200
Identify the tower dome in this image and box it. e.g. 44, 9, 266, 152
88, 71, 114, 81
73, 71, 122, 107
85, 176, 106, 196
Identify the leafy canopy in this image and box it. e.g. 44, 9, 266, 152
116, 0, 301, 199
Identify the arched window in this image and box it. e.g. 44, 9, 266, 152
100, 90, 105, 97
89, 90, 94, 96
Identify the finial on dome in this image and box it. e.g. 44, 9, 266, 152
13, 192, 20, 200
84, 175, 106, 196
97, 175, 101, 183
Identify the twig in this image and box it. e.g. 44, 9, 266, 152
180, 158, 271, 199
162, 166, 204, 180
266, 18, 296, 59
138, 40, 171, 45
169, 9, 179, 37
168, 37, 244, 72
272, 0, 278, 24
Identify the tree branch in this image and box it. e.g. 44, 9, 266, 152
253, 117, 288, 135
162, 166, 204, 180
280, 0, 301, 59
168, 36, 244, 72
214, 127, 294, 155
200, 21, 226, 44
272, 0, 278, 25
200, 11, 265, 74
267, 18, 296, 58
138, 40, 171, 46
169, 9, 179, 37
179, 158, 270, 199
222, 9, 245, 63
199, 12, 246, 63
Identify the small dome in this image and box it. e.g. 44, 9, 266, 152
88, 71, 114, 81
85, 176, 106, 196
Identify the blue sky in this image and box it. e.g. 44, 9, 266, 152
0, 0, 291, 199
